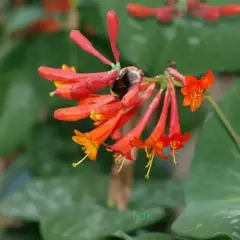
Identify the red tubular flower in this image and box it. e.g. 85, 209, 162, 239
126, 3, 158, 18
111, 128, 123, 140
156, 5, 179, 23
166, 67, 185, 85
43, 0, 70, 13
106, 88, 164, 164
218, 4, 240, 16
187, 0, 200, 11
181, 70, 215, 112
90, 101, 123, 121
131, 87, 171, 178
70, 70, 118, 100
38, 10, 122, 102
54, 95, 115, 121
38, 65, 114, 99
78, 94, 115, 105
69, 10, 120, 66
38, 66, 109, 82
108, 82, 156, 140
71, 110, 125, 165
70, 30, 113, 66
167, 77, 190, 164
190, 3, 220, 21
107, 11, 120, 63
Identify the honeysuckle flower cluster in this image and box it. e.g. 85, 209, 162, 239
38, 10, 215, 179
127, 1, 240, 23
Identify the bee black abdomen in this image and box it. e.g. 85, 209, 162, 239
110, 69, 141, 99
111, 80, 128, 99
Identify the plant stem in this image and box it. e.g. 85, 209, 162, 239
144, 76, 183, 87
206, 94, 240, 151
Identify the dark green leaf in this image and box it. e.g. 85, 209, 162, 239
0, 154, 29, 200
4, 6, 43, 34
85, 0, 240, 74
0, 174, 183, 221
172, 81, 240, 239
40, 204, 163, 240
0, 81, 41, 156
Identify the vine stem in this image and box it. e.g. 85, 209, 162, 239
144, 76, 183, 87
205, 94, 240, 151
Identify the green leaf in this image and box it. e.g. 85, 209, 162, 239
0, 81, 40, 156
86, 0, 240, 74
40, 205, 163, 240
0, 154, 29, 200
0, 174, 183, 220
4, 6, 43, 34
172, 80, 240, 239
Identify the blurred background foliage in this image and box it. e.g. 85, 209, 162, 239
0, 0, 240, 240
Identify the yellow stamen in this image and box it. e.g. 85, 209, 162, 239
145, 147, 151, 158
72, 151, 91, 168
49, 91, 56, 97
110, 89, 119, 98
90, 110, 103, 121
145, 153, 154, 180
172, 150, 178, 165
106, 148, 113, 152
117, 157, 125, 173
114, 154, 122, 164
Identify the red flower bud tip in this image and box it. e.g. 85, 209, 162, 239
111, 128, 123, 140
43, 0, 70, 13
107, 89, 163, 163
199, 10, 220, 21
126, 3, 157, 18
156, 6, 178, 23
168, 77, 190, 165
54, 95, 115, 121
70, 30, 112, 65
190, 4, 220, 21
106, 11, 120, 63
35, 19, 61, 33
70, 70, 118, 100
38, 66, 109, 82
218, 4, 240, 17
72, 110, 125, 164
187, 0, 200, 11
166, 67, 185, 85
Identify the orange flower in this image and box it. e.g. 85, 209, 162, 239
131, 87, 171, 179
72, 110, 124, 166
181, 70, 215, 112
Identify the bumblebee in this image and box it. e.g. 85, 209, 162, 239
110, 66, 143, 99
